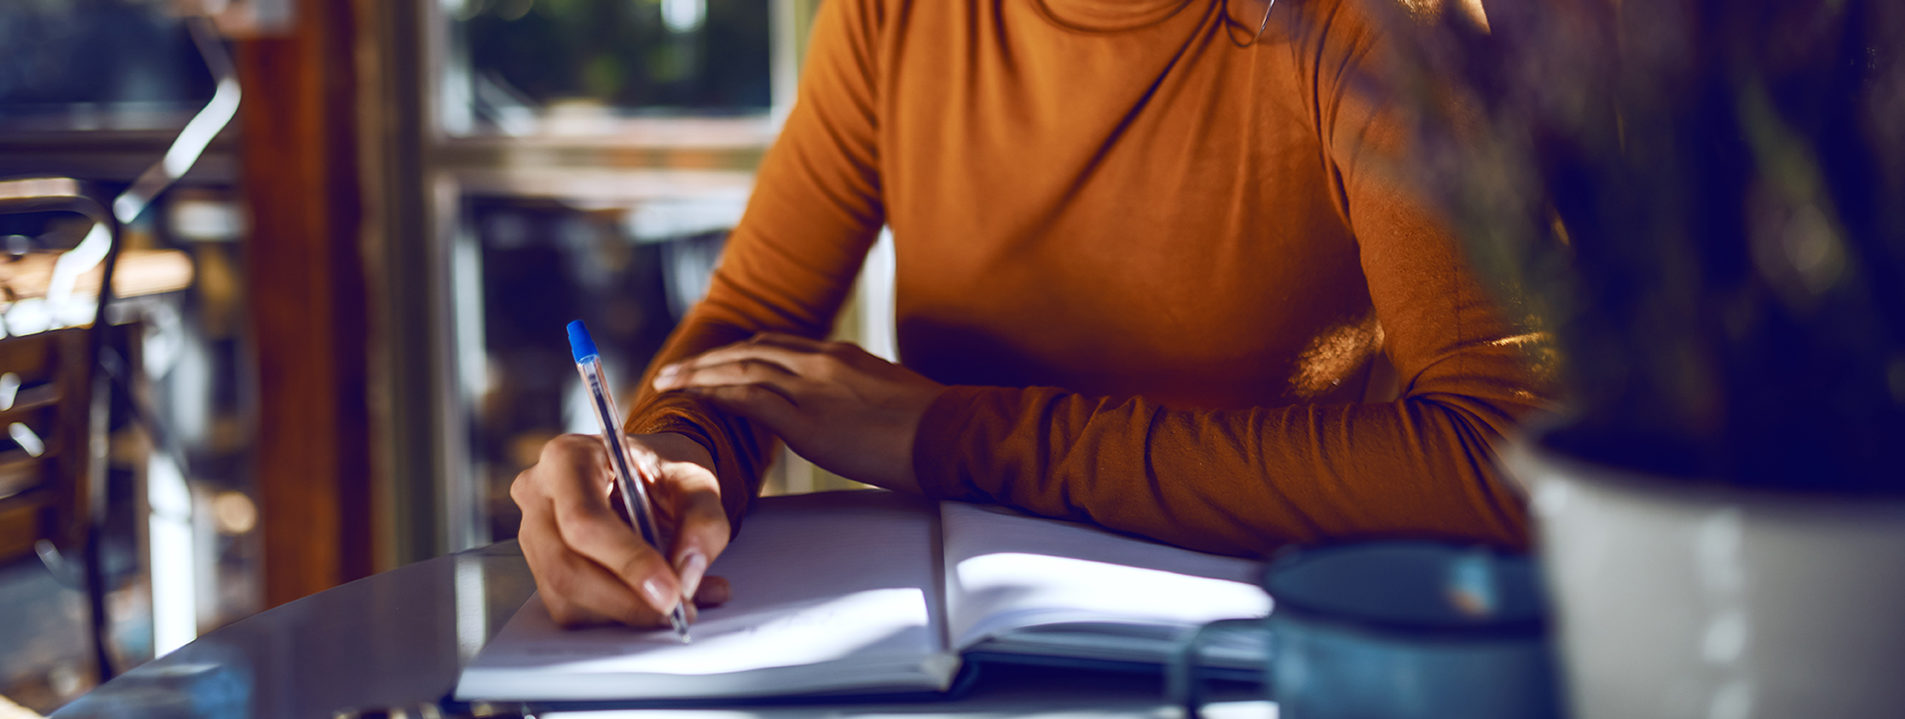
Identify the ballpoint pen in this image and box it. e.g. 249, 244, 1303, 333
567, 320, 692, 642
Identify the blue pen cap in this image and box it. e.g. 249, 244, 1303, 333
566, 320, 599, 363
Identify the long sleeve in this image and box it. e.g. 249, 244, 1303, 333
907, 0, 1556, 557
623, 0, 887, 526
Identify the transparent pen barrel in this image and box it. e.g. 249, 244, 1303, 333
575, 358, 666, 549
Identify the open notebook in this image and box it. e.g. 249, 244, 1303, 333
455, 490, 1270, 703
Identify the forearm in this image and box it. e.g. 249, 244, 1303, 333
620, 0, 889, 524
911, 377, 1547, 557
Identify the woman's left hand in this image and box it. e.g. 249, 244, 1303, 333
651, 333, 944, 493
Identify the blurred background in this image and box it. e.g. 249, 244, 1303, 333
0, 0, 890, 713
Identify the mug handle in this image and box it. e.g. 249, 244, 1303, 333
1167, 617, 1271, 719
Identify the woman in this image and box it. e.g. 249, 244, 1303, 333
510, 0, 1551, 628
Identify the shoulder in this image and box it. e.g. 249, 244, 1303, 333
814, 0, 907, 41
1282, 0, 1486, 59
809, 0, 926, 76
1281, 0, 1388, 71
1276, 0, 1466, 119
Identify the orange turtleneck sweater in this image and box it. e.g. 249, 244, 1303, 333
625, 0, 1553, 557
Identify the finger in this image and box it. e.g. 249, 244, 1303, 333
668, 483, 732, 601
754, 333, 871, 368
519, 502, 667, 628
655, 341, 828, 387
693, 575, 732, 607
557, 509, 682, 615
548, 484, 684, 616
653, 355, 804, 395
685, 384, 802, 430
744, 332, 829, 352
536, 435, 681, 610
537, 433, 615, 501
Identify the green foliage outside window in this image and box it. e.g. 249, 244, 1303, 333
458, 0, 772, 115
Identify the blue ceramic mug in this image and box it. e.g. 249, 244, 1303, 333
1169, 542, 1560, 719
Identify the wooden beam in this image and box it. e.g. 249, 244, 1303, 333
235, 0, 376, 607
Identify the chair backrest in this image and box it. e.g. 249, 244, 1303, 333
0, 325, 94, 563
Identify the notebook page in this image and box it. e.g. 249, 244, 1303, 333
939, 501, 1271, 652
457, 491, 955, 701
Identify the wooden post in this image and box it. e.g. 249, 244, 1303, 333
235, 0, 376, 607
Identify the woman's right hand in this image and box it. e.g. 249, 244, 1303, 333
511, 432, 733, 628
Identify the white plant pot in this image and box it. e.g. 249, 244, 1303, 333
1511, 441, 1905, 719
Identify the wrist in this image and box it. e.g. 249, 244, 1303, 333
636, 431, 716, 474
910, 385, 986, 501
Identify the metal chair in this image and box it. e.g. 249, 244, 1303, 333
0, 329, 95, 562
0, 10, 238, 682
0, 179, 122, 681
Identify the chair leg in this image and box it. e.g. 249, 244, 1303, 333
82, 356, 115, 683
82, 524, 112, 682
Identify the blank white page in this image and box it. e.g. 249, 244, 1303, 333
457, 491, 956, 701
939, 501, 1271, 651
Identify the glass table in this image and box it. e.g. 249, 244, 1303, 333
51, 498, 1271, 718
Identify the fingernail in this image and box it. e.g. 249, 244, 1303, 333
641, 577, 680, 613
656, 364, 680, 381
676, 551, 709, 601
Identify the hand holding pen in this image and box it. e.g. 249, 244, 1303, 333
507, 322, 733, 632
570, 321, 694, 640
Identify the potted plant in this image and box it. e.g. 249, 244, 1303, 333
1358, 0, 1905, 716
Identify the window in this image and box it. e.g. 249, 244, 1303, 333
417, 0, 828, 552
445, 0, 773, 135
